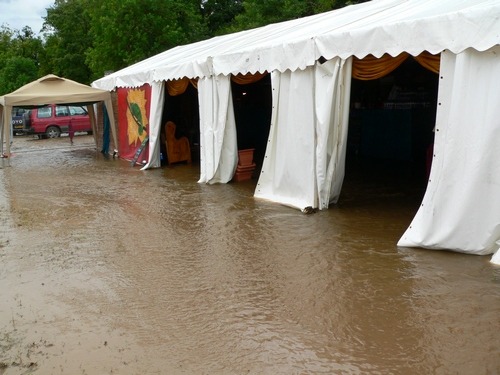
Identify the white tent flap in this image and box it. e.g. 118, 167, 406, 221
197, 75, 238, 184
255, 68, 317, 209
142, 81, 165, 170
398, 47, 500, 255
255, 59, 352, 210
315, 57, 352, 208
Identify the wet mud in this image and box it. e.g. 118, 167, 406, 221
1, 134, 499, 374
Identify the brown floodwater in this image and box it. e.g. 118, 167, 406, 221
1, 134, 499, 374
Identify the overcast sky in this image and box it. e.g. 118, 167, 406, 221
0, 0, 55, 34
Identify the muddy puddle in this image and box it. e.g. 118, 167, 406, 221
1, 134, 499, 374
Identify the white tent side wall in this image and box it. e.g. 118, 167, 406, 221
198, 75, 238, 184
315, 57, 352, 208
255, 58, 352, 210
142, 81, 165, 170
255, 67, 317, 209
398, 47, 500, 255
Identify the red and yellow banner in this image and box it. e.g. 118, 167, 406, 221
117, 84, 152, 161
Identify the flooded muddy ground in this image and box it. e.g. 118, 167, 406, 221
1, 134, 499, 374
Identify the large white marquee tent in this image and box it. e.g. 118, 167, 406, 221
92, 0, 500, 260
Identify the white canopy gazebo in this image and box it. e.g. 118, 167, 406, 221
1, 74, 117, 157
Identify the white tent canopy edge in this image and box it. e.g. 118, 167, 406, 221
92, 0, 500, 89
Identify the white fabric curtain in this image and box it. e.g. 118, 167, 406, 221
315, 58, 352, 208
255, 67, 316, 209
197, 75, 238, 184
255, 58, 352, 210
142, 81, 165, 170
398, 47, 500, 257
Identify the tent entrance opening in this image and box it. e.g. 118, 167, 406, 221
343, 57, 439, 205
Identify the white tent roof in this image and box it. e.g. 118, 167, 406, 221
93, 0, 500, 90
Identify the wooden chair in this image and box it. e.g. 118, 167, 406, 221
165, 121, 191, 165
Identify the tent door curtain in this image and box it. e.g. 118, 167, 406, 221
315, 57, 352, 208
255, 67, 316, 209
197, 74, 238, 184
255, 57, 352, 210
398, 47, 500, 256
142, 81, 165, 170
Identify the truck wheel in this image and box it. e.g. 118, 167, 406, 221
46, 126, 61, 138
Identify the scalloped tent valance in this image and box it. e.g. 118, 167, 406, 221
92, 0, 500, 91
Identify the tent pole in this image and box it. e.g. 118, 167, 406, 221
0, 105, 4, 156
4, 106, 12, 164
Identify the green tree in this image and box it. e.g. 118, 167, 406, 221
201, 0, 244, 36
11, 27, 44, 63
41, 0, 93, 83
0, 57, 38, 95
33, 0, 369, 85
86, 0, 207, 80
0, 26, 15, 65
0, 26, 43, 94
229, 0, 369, 32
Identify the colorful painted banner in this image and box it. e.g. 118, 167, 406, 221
117, 84, 151, 161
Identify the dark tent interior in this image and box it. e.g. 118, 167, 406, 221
159, 57, 438, 208
344, 57, 438, 206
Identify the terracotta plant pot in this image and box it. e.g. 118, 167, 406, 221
238, 148, 255, 166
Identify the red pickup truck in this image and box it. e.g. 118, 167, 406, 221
21, 104, 93, 138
